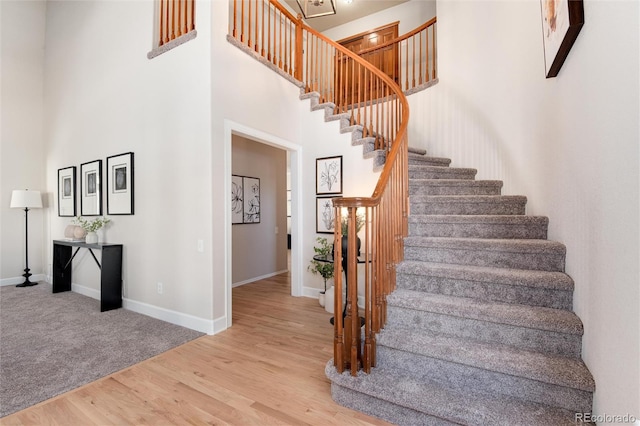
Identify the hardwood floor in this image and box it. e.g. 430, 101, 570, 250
1, 272, 391, 425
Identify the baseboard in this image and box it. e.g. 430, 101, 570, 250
70, 282, 216, 335
0, 274, 46, 287
302, 285, 323, 298
232, 269, 289, 288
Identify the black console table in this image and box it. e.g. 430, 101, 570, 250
52, 240, 123, 312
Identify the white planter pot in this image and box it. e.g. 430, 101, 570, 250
85, 231, 98, 244
318, 291, 326, 307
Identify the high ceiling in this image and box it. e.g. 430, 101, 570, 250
282, 0, 410, 32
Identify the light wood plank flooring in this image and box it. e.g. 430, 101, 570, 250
1, 272, 391, 425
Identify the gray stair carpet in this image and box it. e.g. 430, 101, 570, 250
326, 151, 595, 425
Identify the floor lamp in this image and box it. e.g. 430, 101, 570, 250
10, 189, 43, 287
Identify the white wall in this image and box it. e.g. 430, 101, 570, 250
408, 0, 639, 419
43, 0, 214, 328
232, 135, 288, 285
0, 0, 47, 285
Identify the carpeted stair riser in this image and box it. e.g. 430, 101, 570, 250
409, 179, 504, 196
396, 261, 574, 309
410, 195, 527, 215
404, 237, 567, 271
327, 364, 587, 426
409, 215, 548, 239
396, 270, 573, 310
409, 165, 477, 180
375, 329, 594, 413
373, 344, 593, 415
385, 305, 582, 357
331, 383, 457, 426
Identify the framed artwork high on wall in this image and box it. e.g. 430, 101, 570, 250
540, 0, 584, 78
80, 160, 102, 216
58, 166, 77, 217
106, 152, 134, 215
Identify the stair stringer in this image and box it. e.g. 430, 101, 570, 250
300, 91, 387, 172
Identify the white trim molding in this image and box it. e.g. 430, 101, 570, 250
0, 274, 46, 287
232, 269, 289, 288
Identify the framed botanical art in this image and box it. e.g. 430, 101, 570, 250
316, 197, 336, 234
540, 0, 584, 78
80, 160, 102, 216
243, 177, 260, 224
231, 175, 244, 224
106, 152, 134, 215
58, 166, 77, 217
316, 155, 342, 195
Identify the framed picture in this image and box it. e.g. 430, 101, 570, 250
316, 197, 336, 234
316, 155, 342, 195
80, 160, 102, 216
231, 175, 244, 224
243, 177, 260, 224
540, 0, 584, 78
58, 166, 77, 217
106, 152, 134, 215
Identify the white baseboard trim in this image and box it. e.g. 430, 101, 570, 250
213, 316, 228, 334
124, 298, 216, 335
0, 274, 46, 287
302, 286, 323, 298
232, 269, 289, 288
70, 282, 216, 335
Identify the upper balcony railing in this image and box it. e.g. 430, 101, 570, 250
158, 0, 196, 46
229, 0, 426, 375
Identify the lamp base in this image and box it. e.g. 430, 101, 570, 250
16, 269, 38, 287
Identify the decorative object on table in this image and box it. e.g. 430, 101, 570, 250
316, 155, 342, 195
64, 225, 87, 241
242, 176, 260, 223
316, 197, 336, 234
231, 175, 260, 224
540, 0, 584, 78
231, 175, 243, 224
10, 189, 43, 287
80, 159, 102, 216
72, 216, 111, 244
57, 166, 76, 217
106, 152, 134, 215
308, 237, 334, 307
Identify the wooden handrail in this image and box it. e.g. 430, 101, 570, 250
357, 17, 436, 56
229, 0, 414, 375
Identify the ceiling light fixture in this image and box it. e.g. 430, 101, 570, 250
296, 0, 336, 18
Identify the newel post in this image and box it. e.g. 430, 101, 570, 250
294, 14, 303, 81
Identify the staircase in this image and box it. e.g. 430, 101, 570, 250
325, 150, 595, 425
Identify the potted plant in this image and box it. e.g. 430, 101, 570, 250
308, 237, 334, 307
73, 216, 111, 244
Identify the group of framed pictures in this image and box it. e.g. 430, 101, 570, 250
58, 152, 134, 217
315, 155, 342, 234
231, 174, 261, 224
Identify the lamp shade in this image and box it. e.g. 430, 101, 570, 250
10, 190, 43, 209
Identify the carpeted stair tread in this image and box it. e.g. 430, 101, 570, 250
408, 165, 477, 180
408, 147, 428, 155
409, 214, 548, 239
376, 327, 595, 392
410, 194, 526, 204
386, 289, 583, 335
404, 236, 566, 271
407, 155, 452, 167
326, 363, 583, 426
397, 260, 574, 291
409, 179, 504, 195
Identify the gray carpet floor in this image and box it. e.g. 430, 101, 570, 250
0, 282, 204, 417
